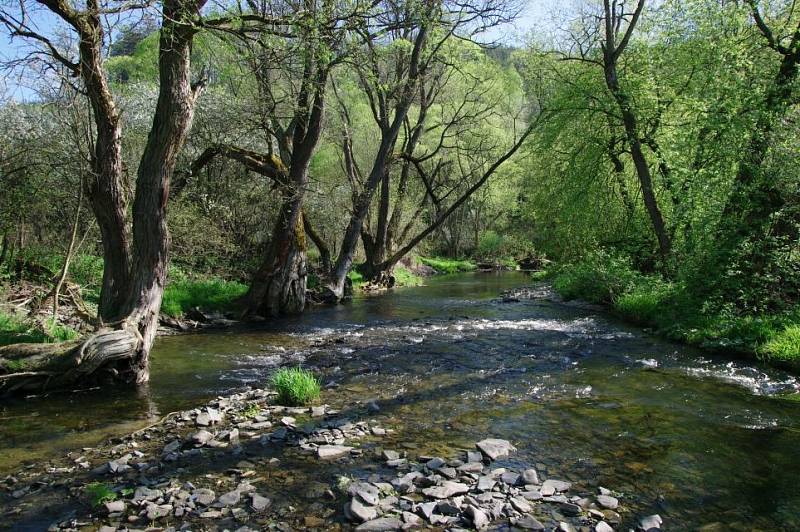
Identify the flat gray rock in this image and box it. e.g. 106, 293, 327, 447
521, 468, 539, 484
355, 517, 403, 531
251, 493, 271, 511
193, 488, 215, 506
512, 515, 545, 530
348, 497, 378, 523
465, 505, 489, 530
475, 438, 516, 460
317, 444, 353, 459
597, 494, 619, 509
422, 481, 469, 499
542, 479, 571, 493
639, 514, 662, 531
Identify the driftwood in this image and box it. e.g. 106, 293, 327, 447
0, 327, 140, 395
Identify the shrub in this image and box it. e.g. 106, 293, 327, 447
393, 266, 424, 287
272, 367, 320, 406
477, 230, 504, 258
551, 250, 641, 304
613, 280, 676, 326
760, 325, 800, 362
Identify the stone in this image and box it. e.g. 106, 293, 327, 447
98, 527, 117, 532
465, 505, 489, 530
355, 517, 403, 531
417, 501, 438, 521
421, 481, 469, 499
435, 500, 460, 516
311, 406, 326, 417
382, 450, 400, 461
512, 515, 545, 530
145, 503, 172, 520
559, 502, 582, 516
196, 412, 211, 426
215, 490, 241, 507
475, 438, 516, 460
133, 486, 163, 502
251, 493, 271, 511
371, 427, 386, 436
200, 510, 222, 518
521, 490, 543, 501
348, 497, 378, 523
457, 462, 484, 473
280, 416, 296, 426
598, 487, 612, 496
191, 430, 215, 445
510, 496, 533, 513
304, 516, 326, 527
104, 500, 126, 513
500, 472, 521, 486
477, 477, 496, 491
595, 522, 614, 532
193, 488, 216, 506
317, 445, 353, 459
521, 468, 539, 484
542, 479, 571, 493
402, 511, 422, 527
162, 440, 181, 454
639, 514, 663, 531
349, 482, 380, 506
425, 457, 446, 470
558, 522, 577, 532
597, 494, 619, 509
439, 467, 457, 479
466, 451, 483, 463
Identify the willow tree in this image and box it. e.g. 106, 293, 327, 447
0, 0, 208, 393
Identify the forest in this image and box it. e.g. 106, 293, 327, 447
0, 0, 799, 529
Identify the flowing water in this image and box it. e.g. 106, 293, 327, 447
2, 272, 800, 529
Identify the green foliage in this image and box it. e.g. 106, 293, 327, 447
551, 251, 642, 304
419, 257, 477, 274
760, 326, 800, 362
161, 278, 247, 318
393, 267, 424, 287
347, 270, 364, 288
0, 312, 78, 346
271, 367, 320, 406
477, 231, 504, 258
240, 403, 261, 419
84, 482, 117, 507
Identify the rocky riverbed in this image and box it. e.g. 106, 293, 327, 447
1, 384, 663, 531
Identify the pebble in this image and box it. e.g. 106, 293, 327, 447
597, 494, 619, 509
639, 514, 663, 530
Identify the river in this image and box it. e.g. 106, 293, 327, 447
2, 272, 799, 529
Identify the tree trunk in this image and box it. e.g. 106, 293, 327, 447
53, 180, 84, 319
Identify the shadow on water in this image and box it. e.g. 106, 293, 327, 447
2, 271, 800, 529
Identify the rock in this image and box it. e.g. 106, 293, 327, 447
416, 501, 438, 521
500, 472, 521, 486
542, 479, 571, 493
162, 440, 181, 454
421, 481, 469, 499
196, 412, 211, 426
639, 514, 663, 531
510, 496, 533, 513
382, 450, 400, 461
215, 490, 241, 507
596, 522, 614, 532
349, 482, 380, 505
512, 515, 545, 530
457, 462, 484, 473
348, 497, 378, 523
191, 430, 215, 445
475, 438, 516, 460
200, 510, 222, 518
133, 486, 163, 502
366, 400, 381, 413
435, 500, 460, 516
193, 488, 216, 506
304, 516, 326, 527
104, 500, 126, 513
597, 494, 619, 509
558, 522, 577, 532
371, 427, 386, 436
311, 406, 326, 417
521, 468, 539, 484
280, 416, 296, 426
598, 487, 612, 496
400, 511, 420, 523
145, 503, 173, 520
98, 527, 117, 532
251, 493, 271, 511
466, 451, 483, 463
439, 467, 457, 479
477, 477, 496, 491
560, 502, 582, 516
356, 517, 403, 531
425, 457, 446, 470
465, 505, 489, 530
317, 445, 353, 459
521, 490, 543, 501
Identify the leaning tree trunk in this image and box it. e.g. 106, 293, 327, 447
0, 0, 205, 394
243, 199, 308, 318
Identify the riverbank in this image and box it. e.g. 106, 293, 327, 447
540, 256, 800, 375
0, 382, 661, 531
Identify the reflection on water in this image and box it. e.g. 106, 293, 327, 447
1, 272, 799, 528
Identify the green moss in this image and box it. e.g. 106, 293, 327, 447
161, 278, 248, 318
272, 367, 320, 406
84, 482, 117, 507
419, 257, 477, 274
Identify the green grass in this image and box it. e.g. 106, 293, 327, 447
347, 270, 364, 288
393, 266, 424, 287
530, 270, 552, 281
161, 278, 247, 318
550, 252, 799, 367
419, 256, 477, 274
272, 367, 321, 406
760, 325, 800, 362
0, 312, 79, 347
84, 482, 117, 507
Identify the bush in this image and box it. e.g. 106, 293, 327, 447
393, 266, 424, 287
161, 278, 247, 318
272, 367, 320, 406
477, 230, 504, 258
760, 325, 800, 362
613, 280, 677, 326
551, 250, 641, 304
419, 257, 477, 274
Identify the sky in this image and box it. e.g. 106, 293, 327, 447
0, 0, 562, 102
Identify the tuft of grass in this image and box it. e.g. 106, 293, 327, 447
161, 278, 247, 318
347, 270, 364, 288
272, 367, 321, 406
760, 325, 800, 362
85, 482, 117, 507
419, 256, 477, 274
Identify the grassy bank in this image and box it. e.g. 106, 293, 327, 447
161, 278, 248, 318
419, 256, 477, 274
0, 312, 79, 347
348, 265, 425, 290
545, 252, 800, 371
